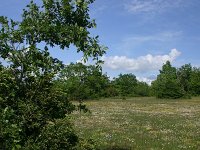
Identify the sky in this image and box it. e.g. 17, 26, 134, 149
1, 0, 200, 84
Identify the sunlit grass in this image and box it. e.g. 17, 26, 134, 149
72, 97, 200, 149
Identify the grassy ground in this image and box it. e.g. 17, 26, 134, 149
72, 97, 200, 150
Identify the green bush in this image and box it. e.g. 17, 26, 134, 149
0, 107, 22, 150
24, 118, 78, 150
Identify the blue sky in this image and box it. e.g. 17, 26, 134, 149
1, 0, 200, 83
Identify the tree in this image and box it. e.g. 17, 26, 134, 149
0, 0, 106, 149
56, 62, 109, 100
190, 67, 200, 96
113, 73, 137, 97
152, 61, 184, 99
177, 64, 192, 97
135, 81, 150, 97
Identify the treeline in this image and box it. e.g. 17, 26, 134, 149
55, 62, 150, 100
55, 61, 200, 100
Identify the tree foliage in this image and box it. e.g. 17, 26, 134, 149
56, 62, 109, 100
111, 73, 150, 98
190, 67, 200, 96
113, 74, 137, 97
152, 61, 200, 99
0, 0, 106, 149
135, 82, 150, 97
56, 65, 151, 99
152, 61, 184, 99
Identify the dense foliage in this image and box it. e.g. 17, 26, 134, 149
56, 65, 151, 100
0, 0, 106, 149
56, 62, 109, 100
151, 61, 184, 99
152, 61, 200, 99
55, 61, 199, 100
112, 74, 137, 97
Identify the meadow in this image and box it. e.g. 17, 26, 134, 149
73, 97, 200, 150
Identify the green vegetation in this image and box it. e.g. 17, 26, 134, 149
0, 0, 106, 149
56, 64, 151, 100
73, 97, 200, 149
56, 62, 109, 100
56, 61, 200, 100
152, 61, 184, 99
1, 0, 200, 149
152, 61, 200, 99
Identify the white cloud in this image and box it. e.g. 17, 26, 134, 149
125, 0, 185, 14
102, 49, 181, 72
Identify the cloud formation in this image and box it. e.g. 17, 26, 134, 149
102, 49, 181, 72
125, 0, 185, 14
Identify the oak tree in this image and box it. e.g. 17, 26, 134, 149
0, 0, 106, 149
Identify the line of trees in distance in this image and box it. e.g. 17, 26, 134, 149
55, 61, 200, 100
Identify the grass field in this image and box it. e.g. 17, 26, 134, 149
72, 97, 200, 150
